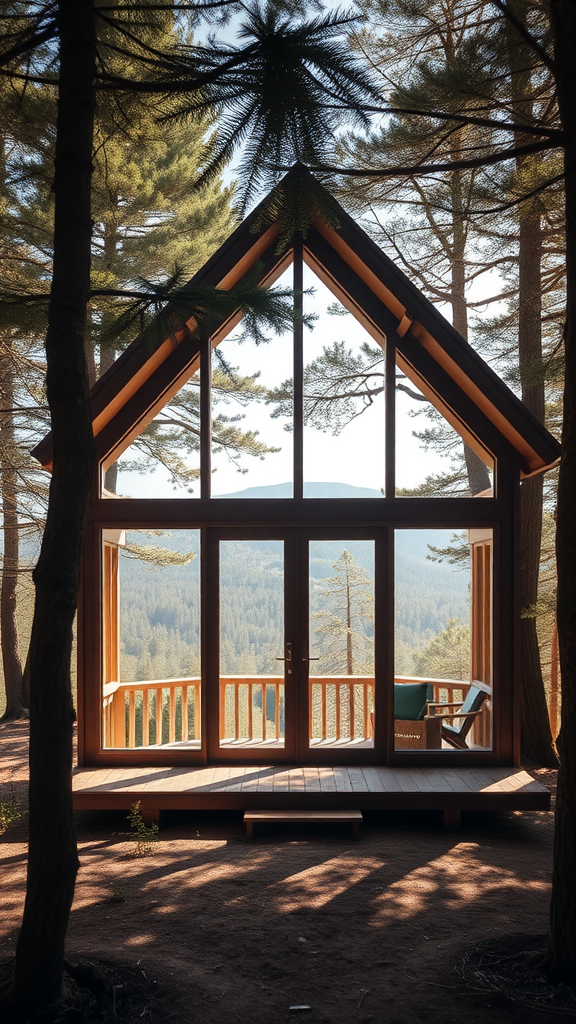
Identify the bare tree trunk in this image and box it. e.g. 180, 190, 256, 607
518, 211, 556, 765
450, 165, 492, 495
346, 561, 353, 675
100, 338, 117, 493
101, 222, 118, 493
0, 335, 26, 719
506, 1, 558, 767
2, 0, 96, 1015
545, 0, 576, 984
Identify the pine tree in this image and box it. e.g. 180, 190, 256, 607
331, 0, 560, 763
415, 618, 471, 681
0, 71, 53, 718
312, 549, 374, 674
0, 3, 378, 1013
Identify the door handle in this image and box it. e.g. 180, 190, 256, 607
302, 657, 320, 662
276, 642, 293, 674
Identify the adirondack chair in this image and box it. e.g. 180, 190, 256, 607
425, 680, 492, 750
394, 682, 435, 749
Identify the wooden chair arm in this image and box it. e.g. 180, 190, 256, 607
426, 701, 464, 715
424, 708, 484, 722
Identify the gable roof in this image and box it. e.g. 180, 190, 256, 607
32, 166, 560, 478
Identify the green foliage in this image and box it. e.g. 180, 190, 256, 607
127, 801, 159, 857
0, 785, 21, 833
252, 165, 342, 250
414, 619, 471, 681
426, 532, 471, 567
120, 532, 201, 681
270, 338, 385, 434
123, 543, 196, 567
312, 549, 374, 674
162, 7, 379, 211
117, 532, 471, 686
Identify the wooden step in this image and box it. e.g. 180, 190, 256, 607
244, 809, 363, 838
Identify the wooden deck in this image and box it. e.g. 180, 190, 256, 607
72, 765, 550, 817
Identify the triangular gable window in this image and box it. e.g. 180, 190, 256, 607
101, 245, 494, 500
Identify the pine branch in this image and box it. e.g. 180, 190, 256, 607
490, 0, 556, 73
308, 138, 557, 179
0, 19, 57, 69
342, 102, 562, 141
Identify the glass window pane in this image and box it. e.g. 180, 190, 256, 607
219, 540, 285, 747
396, 358, 494, 497
394, 529, 493, 751
301, 266, 385, 498
211, 268, 293, 498
309, 540, 375, 748
102, 365, 201, 498
101, 528, 201, 748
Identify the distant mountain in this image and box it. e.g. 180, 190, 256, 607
218, 481, 384, 499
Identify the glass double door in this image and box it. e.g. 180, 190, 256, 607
207, 529, 379, 762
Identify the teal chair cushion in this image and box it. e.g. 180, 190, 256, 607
394, 682, 433, 721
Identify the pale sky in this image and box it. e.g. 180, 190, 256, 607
115, 265, 464, 498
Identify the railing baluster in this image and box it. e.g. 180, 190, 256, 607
248, 682, 253, 742
275, 683, 280, 741
183, 686, 189, 741
321, 683, 327, 741
234, 684, 239, 742
128, 691, 136, 748
156, 688, 163, 745
142, 689, 149, 746
219, 681, 226, 741
349, 683, 355, 741
169, 688, 176, 743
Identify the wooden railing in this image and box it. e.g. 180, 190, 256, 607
309, 676, 374, 744
103, 678, 201, 748
220, 676, 284, 744
103, 673, 491, 749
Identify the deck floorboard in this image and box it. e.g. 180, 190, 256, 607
72, 764, 550, 814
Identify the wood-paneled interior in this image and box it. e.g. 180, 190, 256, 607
101, 541, 119, 686
470, 531, 493, 748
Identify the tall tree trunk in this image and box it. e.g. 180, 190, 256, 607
506, 1, 558, 766
346, 561, 353, 675
545, 0, 576, 984
0, 335, 26, 719
3, 0, 96, 1015
518, 211, 557, 764
101, 221, 118, 493
450, 165, 492, 495
101, 344, 117, 493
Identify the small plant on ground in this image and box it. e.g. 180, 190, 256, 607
128, 801, 159, 856
0, 785, 21, 833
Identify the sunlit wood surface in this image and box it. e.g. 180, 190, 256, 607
72, 765, 549, 813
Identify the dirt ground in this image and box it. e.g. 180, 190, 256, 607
0, 721, 565, 1024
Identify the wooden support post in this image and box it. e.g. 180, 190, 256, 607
443, 809, 461, 829
141, 808, 160, 828
112, 692, 125, 748
425, 716, 442, 749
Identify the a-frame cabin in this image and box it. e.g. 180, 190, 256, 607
35, 167, 558, 823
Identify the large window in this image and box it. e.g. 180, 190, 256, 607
394, 528, 493, 752
101, 249, 496, 502
101, 528, 201, 749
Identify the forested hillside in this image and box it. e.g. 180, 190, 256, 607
117, 523, 470, 681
